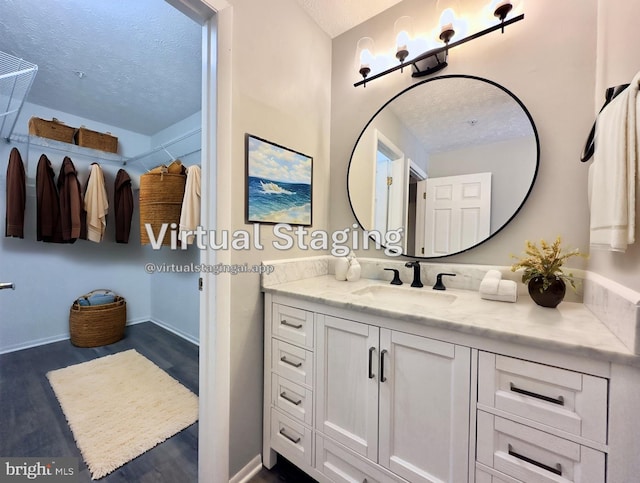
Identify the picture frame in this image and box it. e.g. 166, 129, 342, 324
245, 133, 313, 226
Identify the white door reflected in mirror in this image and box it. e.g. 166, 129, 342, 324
417, 172, 491, 257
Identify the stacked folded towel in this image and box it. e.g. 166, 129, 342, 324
479, 269, 518, 303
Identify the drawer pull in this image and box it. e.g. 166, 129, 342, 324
281, 319, 303, 329
508, 444, 562, 476
510, 383, 565, 406
279, 428, 301, 444
380, 349, 388, 383
280, 356, 302, 368
280, 391, 302, 406
368, 347, 375, 379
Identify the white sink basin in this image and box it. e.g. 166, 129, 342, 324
350, 285, 457, 308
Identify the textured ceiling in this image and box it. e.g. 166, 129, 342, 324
294, 0, 403, 38
1, 0, 473, 138
0, 0, 202, 135
387, 77, 534, 154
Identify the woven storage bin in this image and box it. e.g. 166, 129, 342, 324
139, 171, 186, 245
69, 290, 126, 348
28, 117, 76, 143
74, 127, 118, 153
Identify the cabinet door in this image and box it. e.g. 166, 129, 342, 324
316, 315, 380, 461
379, 329, 471, 483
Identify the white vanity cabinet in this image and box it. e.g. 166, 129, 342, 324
264, 294, 471, 483
316, 315, 471, 483
263, 291, 627, 483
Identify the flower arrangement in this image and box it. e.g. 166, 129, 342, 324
510, 236, 585, 291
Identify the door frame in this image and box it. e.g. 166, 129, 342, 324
169, 1, 232, 482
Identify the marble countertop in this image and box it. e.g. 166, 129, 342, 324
263, 275, 637, 366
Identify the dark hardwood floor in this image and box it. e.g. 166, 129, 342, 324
249, 457, 318, 483
0, 322, 199, 482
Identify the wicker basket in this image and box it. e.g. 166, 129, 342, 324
139, 171, 186, 245
28, 117, 76, 144
69, 290, 126, 347
74, 127, 118, 153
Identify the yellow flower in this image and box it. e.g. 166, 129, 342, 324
510, 236, 585, 290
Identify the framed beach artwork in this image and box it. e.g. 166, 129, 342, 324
245, 134, 313, 226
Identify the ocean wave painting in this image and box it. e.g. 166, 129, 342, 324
246, 135, 312, 225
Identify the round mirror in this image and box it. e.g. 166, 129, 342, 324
348, 75, 539, 258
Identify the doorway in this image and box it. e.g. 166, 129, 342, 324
0, 0, 217, 480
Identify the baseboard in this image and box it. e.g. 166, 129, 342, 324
149, 317, 200, 346
126, 317, 151, 326
229, 455, 262, 483
0, 317, 170, 354
0, 333, 70, 355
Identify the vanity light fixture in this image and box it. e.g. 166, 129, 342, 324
394, 16, 413, 68
355, 37, 376, 86
354, 0, 524, 88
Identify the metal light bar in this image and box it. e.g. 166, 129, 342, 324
354, 13, 524, 88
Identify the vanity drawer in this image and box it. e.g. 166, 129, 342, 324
271, 408, 312, 467
272, 339, 313, 387
477, 411, 605, 483
475, 464, 520, 483
272, 303, 314, 349
271, 374, 313, 426
478, 352, 608, 443
315, 434, 407, 483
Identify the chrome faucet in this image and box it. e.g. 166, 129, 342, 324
405, 261, 423, 288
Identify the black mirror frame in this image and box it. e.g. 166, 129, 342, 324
347, 74, 540, 259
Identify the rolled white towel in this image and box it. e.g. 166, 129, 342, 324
481, 279, 518, 303
479, 277, 500, 295
479, 270, 502, 295
484, 269, 502, 279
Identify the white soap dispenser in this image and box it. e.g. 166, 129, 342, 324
346, 252, 361, 282
334, 256, 349, 281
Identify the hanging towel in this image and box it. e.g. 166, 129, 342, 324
588, 71, 640, 252
5, 148, 26, 238
57, 157, 83, 243
114, 169, 134, 243
84, 163, 109, 243
178, 165, 201, 245
36, 154, 63, 243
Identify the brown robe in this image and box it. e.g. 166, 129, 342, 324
36, 154, 63, 242
114, 169, 133, 243
5, 147, 26, 238
57, 156, 83, 242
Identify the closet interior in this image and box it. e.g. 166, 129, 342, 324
0, 0, 203, 354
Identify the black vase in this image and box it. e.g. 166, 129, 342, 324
528, 275, 566, 308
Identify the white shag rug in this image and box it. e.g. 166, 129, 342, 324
47, 349, 198, 480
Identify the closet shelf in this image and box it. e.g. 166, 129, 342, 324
0, 51, 38, 142
126, 127, 201, 169
8, 133, 127, 164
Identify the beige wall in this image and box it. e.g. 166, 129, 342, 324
330, 0, 596, 271
588, 0, 640, 291
223, 0, 640, 475
224, 0, 332, 475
